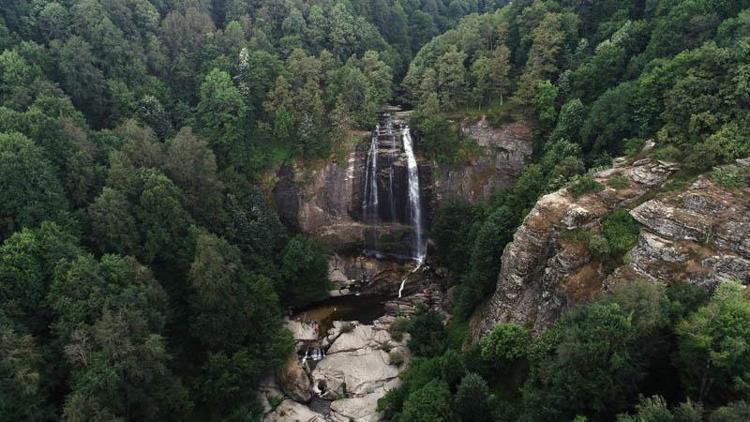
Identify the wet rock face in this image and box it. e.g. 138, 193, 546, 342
270, 116, 523, 256
473, 158, 750, 339
433, 118, 533, 204
271, 122, 431, 259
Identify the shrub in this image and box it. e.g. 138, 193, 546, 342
608, 173, 630, 189
388, 348, 406, 367
389, 317, 409, 342
711, 165, 747, 189
588, 233, 611, 260
601, 209, 641, 258
479, 323, 531, 369
711, 401, 750, 421
568, 174, 605, 197
407, 309, 447, 357
623, 138, 646, 156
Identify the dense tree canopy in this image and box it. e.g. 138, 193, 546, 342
1, 0, 750, 420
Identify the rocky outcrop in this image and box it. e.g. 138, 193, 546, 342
433, 118, 533, 204
610, 177, 750, 288
472, 159, 678, 336
473, 158, 750, 339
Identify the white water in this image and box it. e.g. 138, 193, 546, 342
397, 125, 425, 299
398, 262, 423, 298
402, 126, 425, 264
363, 126, 379, 222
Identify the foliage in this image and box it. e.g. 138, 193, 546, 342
616, 395, 703, 422
0, 132, 68, 240
480, 324, 531, 371
407, 308, 447, 358
279, 235, 330, 309
711, 165, 748, 189
455, 373, 493, 422
389, 317, 410, 342
601, 209, 641, 259
608, 173, 631, 189
676, 281, 750, 404
522, 302, 648, 420
568, 174, 605, 197
399, 379, 456, 422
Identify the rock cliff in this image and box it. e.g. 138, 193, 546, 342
433, 118, 532, 204
473, 158, 750, 338
271, 116, 532, 252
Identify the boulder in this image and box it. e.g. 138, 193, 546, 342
312, 348, 399, 399
277, 358, 312, 403
329, 390, 390, 422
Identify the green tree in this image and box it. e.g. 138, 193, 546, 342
279, 235, 329, 308
522, 303, 646, 420
407, 309, 447, 357
400, 379, 456, 422
455, 373, 493, 422
0, 313, 49, 421
676, 280, 750, 404
196, 69, 248, 166
163, 127, 224, 225
616, 395, 703, 422
0, 222, 80, 334
480, 323, 531, 371
87, 187, 140, 257
0, 132, 68, 240
436, 47, 467, 109
551, 98, 586, 144
188, 233, 292, 416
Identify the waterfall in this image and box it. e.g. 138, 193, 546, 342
361, 113, 426, 275
402, 126, 425, 264
363, 126, 379, 223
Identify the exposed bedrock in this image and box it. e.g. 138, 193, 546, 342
433, 118, 533, 204
270, 116, 531, 258
473, 158, 750, 339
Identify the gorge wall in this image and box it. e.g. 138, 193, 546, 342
271, 115, 533, 262
434, 117, 532, 204
472, 158, 750, 338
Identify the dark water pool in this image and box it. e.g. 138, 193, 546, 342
291, 294, 388, 334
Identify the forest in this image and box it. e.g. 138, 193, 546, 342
1, 0, 750, 421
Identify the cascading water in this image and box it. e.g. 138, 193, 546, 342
402, 127, 425, 264
363, 126, 379, 224
398, 125, 425, 298
361, 112, 426, 295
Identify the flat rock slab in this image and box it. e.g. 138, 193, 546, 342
264, 399, 326, 422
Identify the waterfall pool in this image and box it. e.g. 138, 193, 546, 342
291, 294, 388, 335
